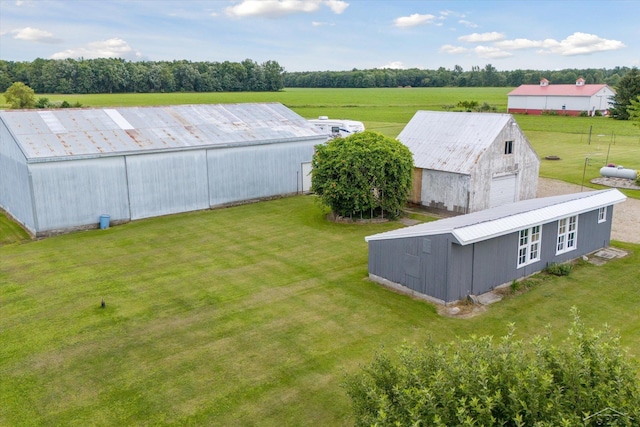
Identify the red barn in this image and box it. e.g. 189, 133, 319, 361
507, 78, 615, 116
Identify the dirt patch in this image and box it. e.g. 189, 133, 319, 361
537, 178, 640, 244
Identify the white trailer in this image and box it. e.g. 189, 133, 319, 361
308, 116, 365, 138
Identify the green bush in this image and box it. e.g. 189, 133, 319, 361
344, 308, 640, 426
311, 131, 413, 219
546, 262, 572, 276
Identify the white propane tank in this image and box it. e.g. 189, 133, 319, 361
600, 166, 638, 180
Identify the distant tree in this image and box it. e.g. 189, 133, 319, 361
610, 67, 640, 120
311, 131, 413, 219
3, 82, 36, 109
628, 95, 640, 128
344, 308, 640, 427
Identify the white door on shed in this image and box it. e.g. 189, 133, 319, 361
301, 162, 312, 192
490, 174, 517, 208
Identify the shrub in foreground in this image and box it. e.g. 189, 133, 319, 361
344, 308, 640, 426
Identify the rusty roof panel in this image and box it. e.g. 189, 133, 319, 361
0, 103, 325, 161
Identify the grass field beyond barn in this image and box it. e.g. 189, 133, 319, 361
1, 196, 639, 425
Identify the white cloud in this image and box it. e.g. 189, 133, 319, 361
473, 45, 512, 59
312, 21, 335, 27
541, 32, 625, 56
12, 27, 62, 43
378, 61, 406, 69
458, 19, 478, 28
225, 0, 347, 17
50, 38, 141, 60
494, 38, 543, 50
439, 44, 469, 55
459, 32, 505, 43
494, 32, 625, 56
324, 0, 348, 14
394, 13, 436, 28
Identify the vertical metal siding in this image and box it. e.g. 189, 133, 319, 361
207, 140, 315, 206
126, 150, 209, 220
420, 170, 470, 213
368, 234, 453, 302
30, 157, 130, 232
0, 121, 36, 233
448, 244, 473, 301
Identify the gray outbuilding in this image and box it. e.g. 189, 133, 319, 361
0, 103, 326, 236
366, 189, 626, 305
398, 111, 540, 214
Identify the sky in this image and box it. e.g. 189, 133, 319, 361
1, 0, 639, 73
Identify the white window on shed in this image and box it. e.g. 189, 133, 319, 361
556, 215, 578, 254
517, 225, 541, 268
598, 206, 607, 223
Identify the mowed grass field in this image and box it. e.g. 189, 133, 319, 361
1, 88, 640, 425
1, 196, 639, 426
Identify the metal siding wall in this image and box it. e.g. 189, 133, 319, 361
30, 157, 129, 232
448, 244, 473, 301
420, 170, 470, 213
368, 235, 453, 302
368, 239, 407, 286
127, 150, 209, 220
471, 233, 528, 294
420, 236, 450, 301
540, 210, 612, 266
207, 141, 315, 206
0, 120, 35, 233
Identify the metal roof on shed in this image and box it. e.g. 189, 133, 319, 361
0, 103, 326, 162
365, 189, 626, 245
396, 111, 514, 174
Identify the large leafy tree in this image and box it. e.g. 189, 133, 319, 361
610, 67, 640, 120
628, 95, 640, 128
3, 81, 35, 109
344, 308, 640, 426
311, 131, 413, 219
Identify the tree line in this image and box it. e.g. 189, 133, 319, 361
0, 58, 285, 94
284, 64, 633, 88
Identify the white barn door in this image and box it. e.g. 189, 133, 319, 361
301, 162, 312, 193
490, 174, 517, 208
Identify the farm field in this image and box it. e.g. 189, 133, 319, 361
1, 88, 640, 425
1, 196, 639, 426
4, 87, 638, 199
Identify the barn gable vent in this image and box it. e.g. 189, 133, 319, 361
539, 78, 549, 87
104, 109, 134, 130
576, 78, 586, 86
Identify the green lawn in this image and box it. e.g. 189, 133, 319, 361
1, 196, 639, 426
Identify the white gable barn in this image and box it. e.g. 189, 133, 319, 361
0, 103, 327, 236
397, 111, 540, 214
508, 78, 616, 116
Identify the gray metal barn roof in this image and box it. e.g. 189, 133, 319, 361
366, 189, 626, 245
0, 103, 326, 162
397, 111, 515, 174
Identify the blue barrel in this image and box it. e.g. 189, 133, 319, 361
99, 214, 110, 229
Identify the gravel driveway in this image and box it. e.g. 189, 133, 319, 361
536, 178, 640, 244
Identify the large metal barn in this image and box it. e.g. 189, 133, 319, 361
0, 103, 326, 236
